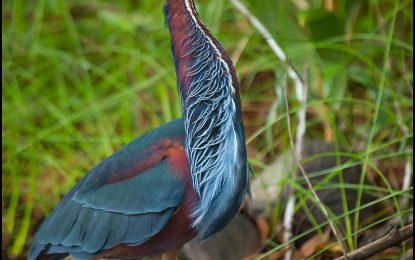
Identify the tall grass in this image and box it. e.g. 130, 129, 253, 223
2, 0, 413, 258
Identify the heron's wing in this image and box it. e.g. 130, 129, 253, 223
29, 119, 187, 259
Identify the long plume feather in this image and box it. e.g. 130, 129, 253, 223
181, 18, 240, 227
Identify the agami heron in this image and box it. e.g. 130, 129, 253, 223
29, 0, 250, 259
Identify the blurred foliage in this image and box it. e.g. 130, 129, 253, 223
2, 0, 413, 259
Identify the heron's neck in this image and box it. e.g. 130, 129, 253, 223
164, 0, 238, 97
164, 0, 249, 239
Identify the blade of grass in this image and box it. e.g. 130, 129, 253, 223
354, 0, 401, 243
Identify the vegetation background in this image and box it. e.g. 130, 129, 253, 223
2, 0, 413, 259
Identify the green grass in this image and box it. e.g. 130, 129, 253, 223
2, 0, 413, 259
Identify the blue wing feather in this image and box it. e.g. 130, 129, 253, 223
29, 119, 186, 260
73, 160, 183, 214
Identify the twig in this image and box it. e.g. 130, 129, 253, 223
229, 1, 308, 258
283, 70, 308, 260
283, 84, 348, 256
294, 70, 308, 159
335, 223, 413, 260
401, 157, 412, 205
229, 0, 347, 257
229, 0, 305, 101
393, 100, 413, 208
282, 195, 296, 260
230, 0, 346, 255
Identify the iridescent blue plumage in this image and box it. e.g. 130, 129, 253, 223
165, 0, 250, 239
28, 120, 187, 260
29, 1, 250, 259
